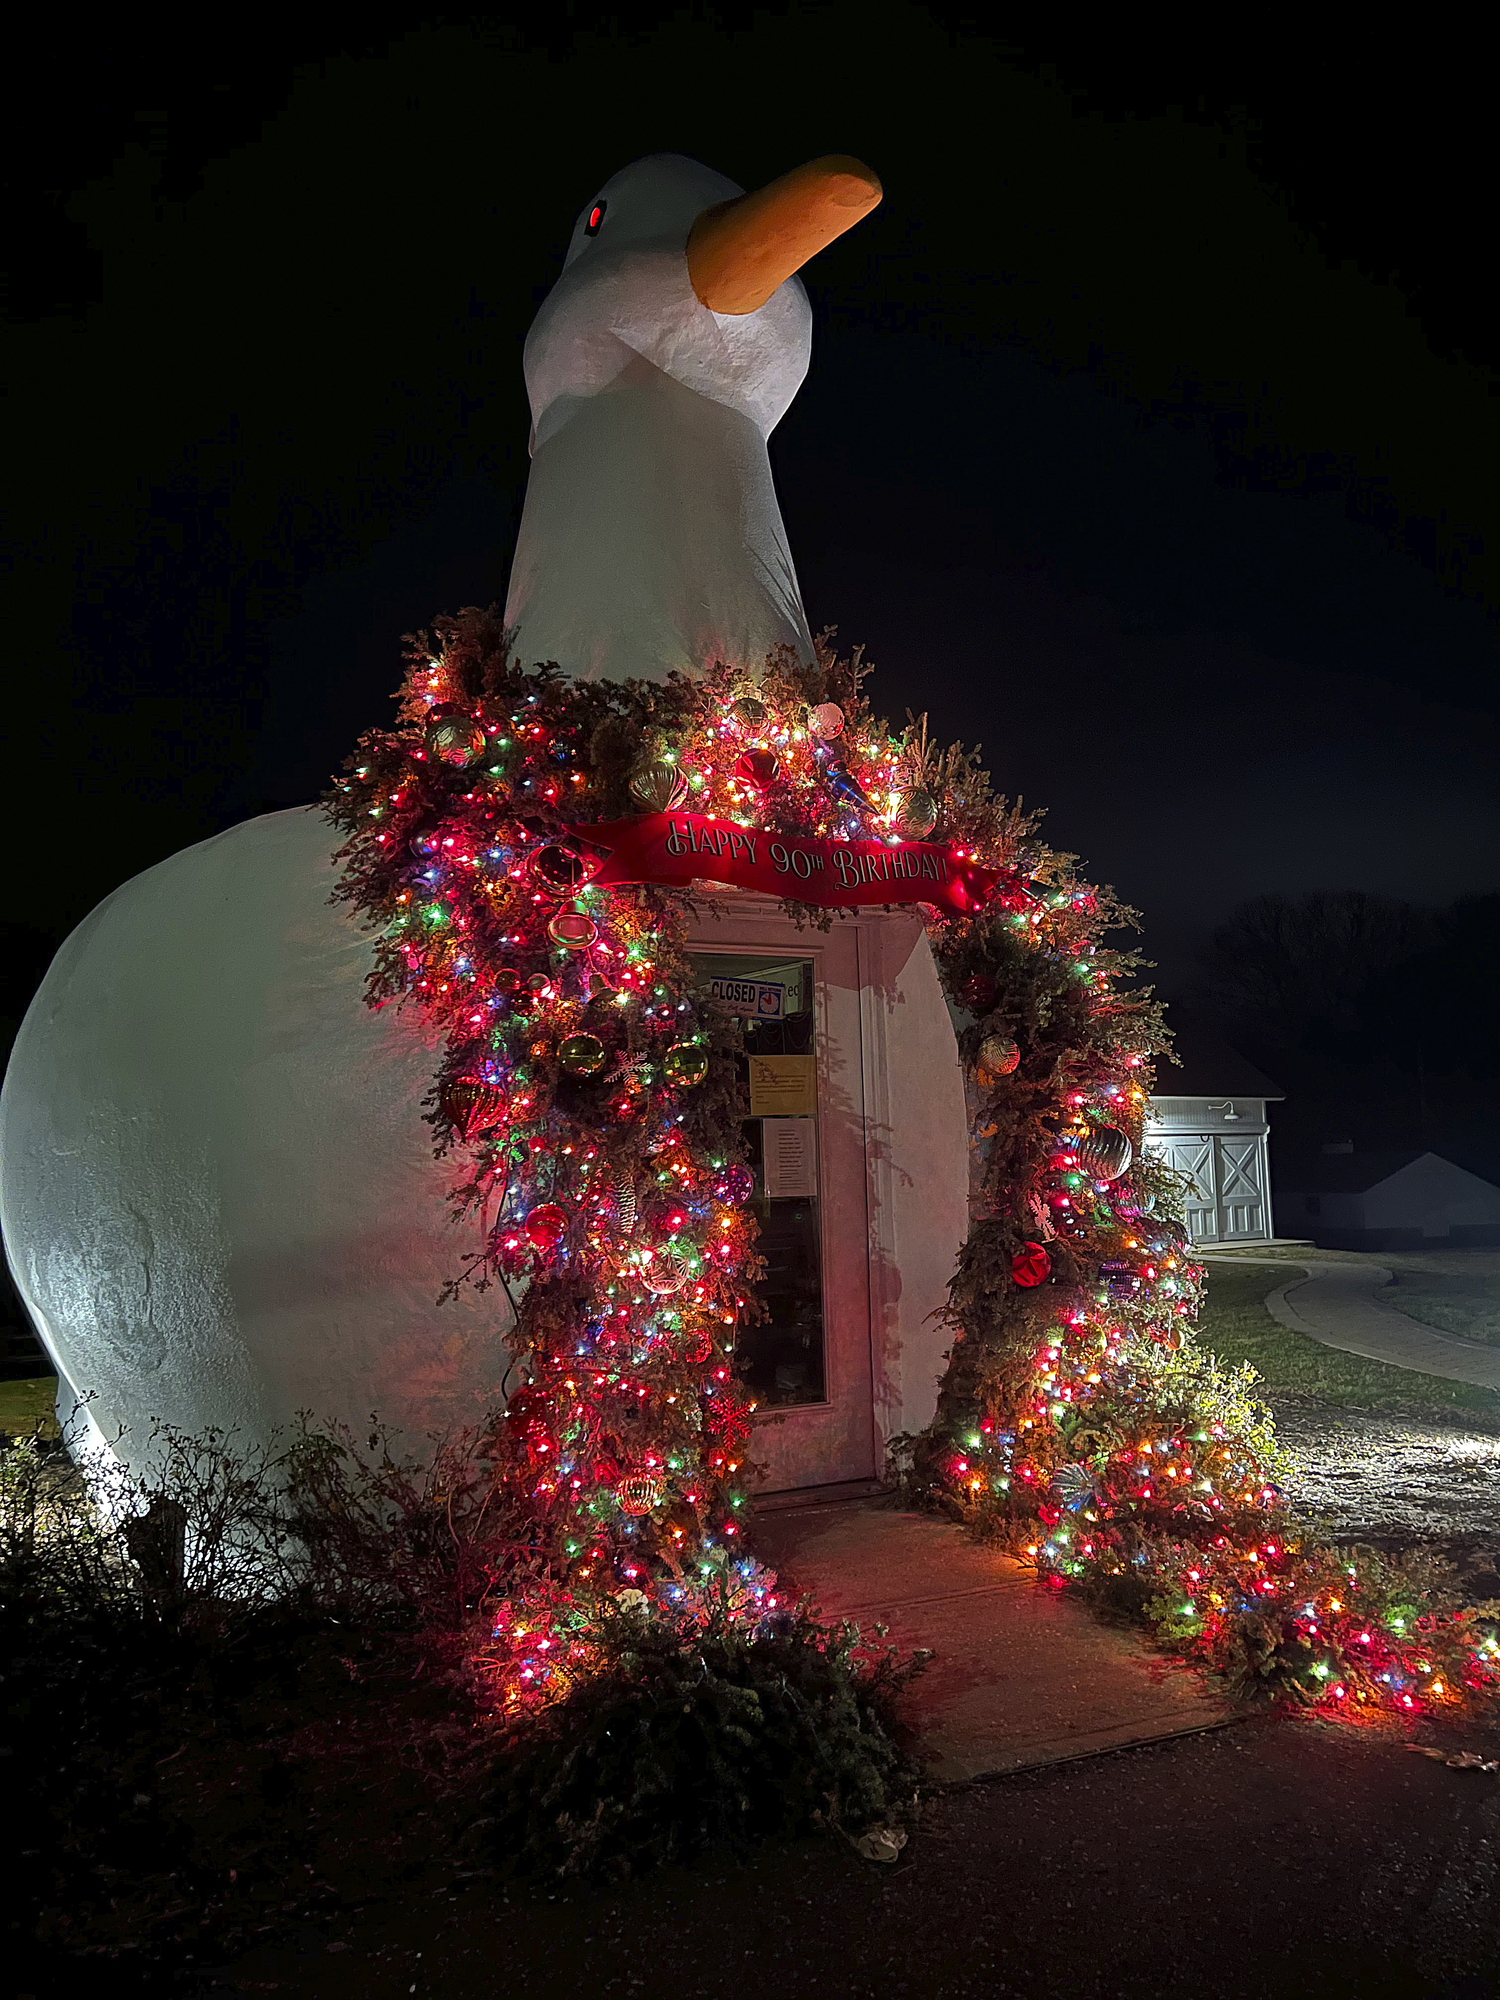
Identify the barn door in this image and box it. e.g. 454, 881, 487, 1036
1155, 1136, 1218, 1242
1214, 1135, 1268, 1241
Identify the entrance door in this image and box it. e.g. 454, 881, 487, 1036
689, 909, 875, 1491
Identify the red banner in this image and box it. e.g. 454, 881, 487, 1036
568, 814, 1004, 918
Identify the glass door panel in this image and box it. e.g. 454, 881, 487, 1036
690, 922, 875, 1490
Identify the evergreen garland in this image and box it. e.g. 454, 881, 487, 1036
326, 608, 1500, 1731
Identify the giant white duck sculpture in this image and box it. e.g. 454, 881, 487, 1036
0, 154, 883, 1463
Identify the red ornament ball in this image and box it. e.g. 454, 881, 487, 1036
678, 1324, 715, 1365
504, 1386, 551, 1449
523, 1203, 568, 1251
960, 972, 997, 1012
440, 1074, 508, 1142
733, 749, 780, 790
529, 843, 589, 891
1011, 1241, 1053, 1288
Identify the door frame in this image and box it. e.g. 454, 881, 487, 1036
686, 895, 879, 1491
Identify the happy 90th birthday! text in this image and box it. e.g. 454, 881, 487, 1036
660, 816, 950, 887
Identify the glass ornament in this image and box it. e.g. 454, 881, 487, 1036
617, 1472, 664, 1517
1011, 1241, 1052, 1287
712, 1164, 754, 1205
629, 758, 690, 811
440, 1074, 508, 1141
823, 757, 876, 811
410, 828, 443, 858
558, 1032, 606, 1076
548, 910, 599, 950
424, 713, 487, 767
975, 1034, 1021, 1086
892, 788, 939, 839
730, 695, 768, 730
1052, 1461, 1099, 1507
1076, 1126, 1133, 1183
492, 967, 521, 995
529, 843, 589, 891
662, 1039, 709, 1086
504, 1385, 552, 1448
1099, 1259, 1141, 1299
733, 749, 779, 789
523, 1203, 568, 1250
642, 1247, 689, 1295
808, 702, 844, 738
526, 972, 553, 996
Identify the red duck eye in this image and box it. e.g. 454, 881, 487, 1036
585, 201, 606, 237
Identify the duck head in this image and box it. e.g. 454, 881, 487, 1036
524, 153, 882, 453
505, 152, 881, 683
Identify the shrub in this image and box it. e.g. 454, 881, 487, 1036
483, 1585, 924, 1882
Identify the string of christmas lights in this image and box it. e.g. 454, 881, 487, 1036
328, 607, 1499, 1721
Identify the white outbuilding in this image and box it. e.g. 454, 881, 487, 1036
1144, 1024, 1285, 1248
1275, 1148, 1500, 1249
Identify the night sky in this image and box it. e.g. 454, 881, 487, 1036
9, 11, 1497, 999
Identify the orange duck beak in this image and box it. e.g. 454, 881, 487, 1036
687, 155, 882, 315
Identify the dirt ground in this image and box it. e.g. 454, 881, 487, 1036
1272, 1395, 1500, 1607
162, 1712, 1500, 2000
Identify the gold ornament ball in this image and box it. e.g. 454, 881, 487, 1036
559, 1032, 606, 1076
731, 695, 768, 730
424, 713, 487, 767
629, 758, 690, 811
975, 1035, 1021, 1086
892, 788, 939, 839
663, 1040, 709, 1087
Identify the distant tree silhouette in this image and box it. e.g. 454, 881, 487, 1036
1194, 890, 1438, 1049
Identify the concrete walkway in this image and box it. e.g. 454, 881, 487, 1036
1211, 1256, 1500, 1391
751, 1497, 1232, 1783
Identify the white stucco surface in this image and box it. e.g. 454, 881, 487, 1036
861, 918, 971, 1440
0, 808, 509, 1467
505, 153, 815, 682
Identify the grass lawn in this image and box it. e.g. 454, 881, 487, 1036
0, 1374, 60, 1439
1193, 1261, 1500, 1423
1382, 1250, 1500, 1347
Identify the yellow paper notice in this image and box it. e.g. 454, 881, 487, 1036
748, 1054, 817, 1117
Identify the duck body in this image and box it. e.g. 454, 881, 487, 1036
0, 154, 897, 1469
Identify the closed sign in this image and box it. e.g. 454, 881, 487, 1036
709, 976, 785, 1020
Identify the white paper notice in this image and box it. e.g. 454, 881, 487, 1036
762, 1117, 818, 1199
